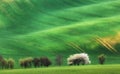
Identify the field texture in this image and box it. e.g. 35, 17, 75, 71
0, 0, 120, 68
0, 64, 120, 74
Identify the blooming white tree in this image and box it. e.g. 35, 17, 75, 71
67, 53, 91, 65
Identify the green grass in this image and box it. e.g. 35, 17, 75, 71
0, 64, 120, 74
0, 0, 120, 69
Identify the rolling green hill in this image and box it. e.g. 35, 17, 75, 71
0, 0, 120, 67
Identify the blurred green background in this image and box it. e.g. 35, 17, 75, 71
0, 0, 120, 68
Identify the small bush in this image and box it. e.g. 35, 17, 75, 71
8, 58, 15, 69
40, 57, 52, 67
19, 57, 33, 68
32, 58, 40, 68
55, 55, 63, 66
1, 58, 8, 69
19, 58, 25, 68
98, 54, 106, 65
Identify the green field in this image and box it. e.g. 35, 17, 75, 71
0, 64, 120, 74
0, 0, 120, 70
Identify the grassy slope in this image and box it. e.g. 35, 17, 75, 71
0, 64, 120, 74
0, 0, 120, 67
0, 0, 120, 34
